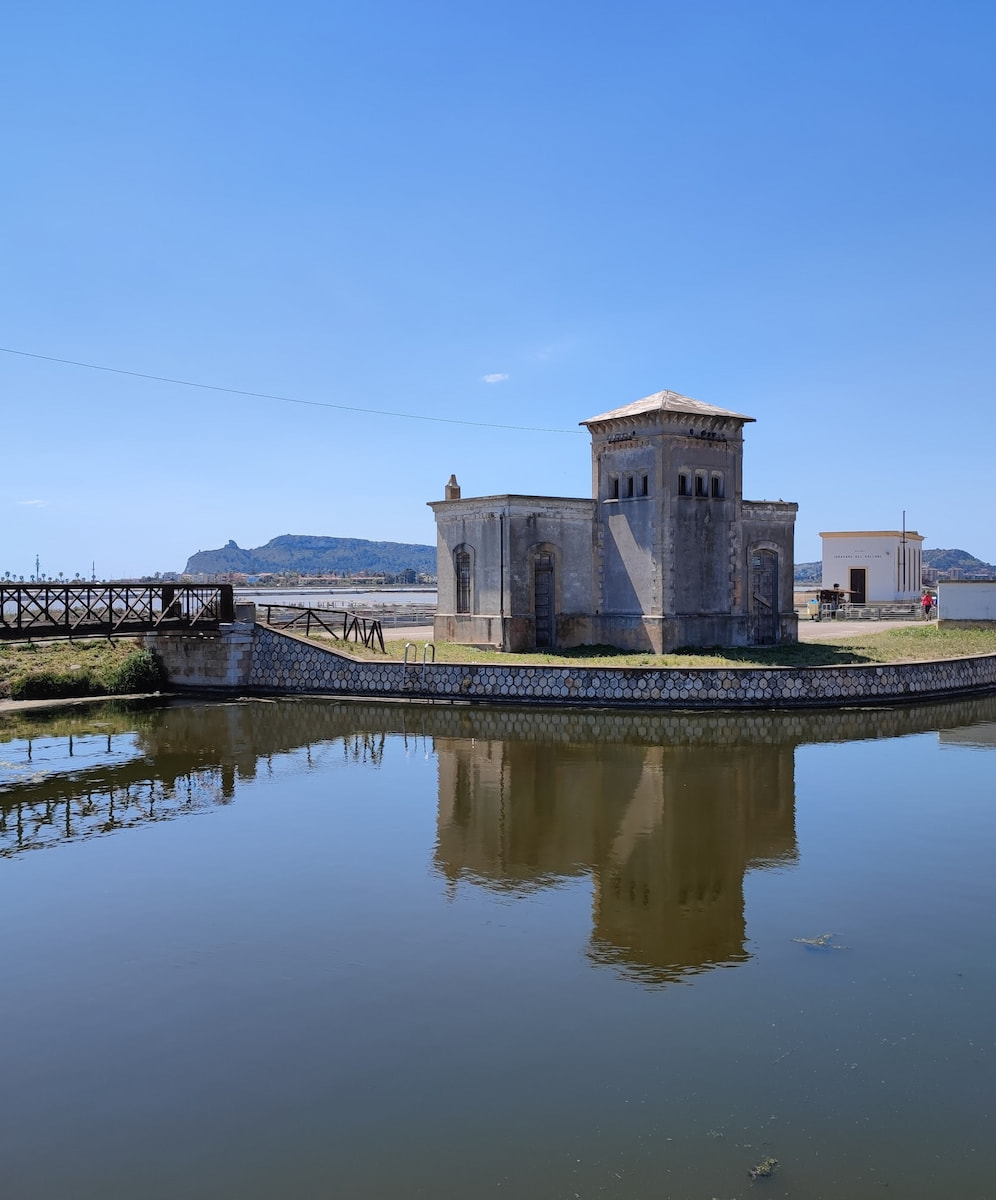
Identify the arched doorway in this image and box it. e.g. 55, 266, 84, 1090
749, 549, 778, 645
534, 552, 555, 648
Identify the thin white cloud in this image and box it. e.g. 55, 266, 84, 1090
481, 372, 509, 384
530, 339, 574, 362
16, 499, 45, 507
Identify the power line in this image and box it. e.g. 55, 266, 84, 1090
0, 346, 583, 434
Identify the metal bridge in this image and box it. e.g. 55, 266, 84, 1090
0, 583, 235, 640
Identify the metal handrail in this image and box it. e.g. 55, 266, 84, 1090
0, 583, 234, 641
260, 603, 385, 652
420, 642, 436, 689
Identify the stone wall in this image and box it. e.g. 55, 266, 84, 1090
240, 625, 996, 709
144, 623, 254, 690
429, 494, 597, 651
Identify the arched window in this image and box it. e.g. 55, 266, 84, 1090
533, 549, 555, 648
454, 547, 472, 613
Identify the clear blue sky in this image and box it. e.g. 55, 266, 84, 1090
3, 0, 995, 578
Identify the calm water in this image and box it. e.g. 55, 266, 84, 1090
237, 588, 436, 608
1, 696, 994, 1199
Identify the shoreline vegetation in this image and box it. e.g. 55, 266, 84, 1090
0, 640, 166, 701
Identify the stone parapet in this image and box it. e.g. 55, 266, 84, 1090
241, 626, 996, 709
145, 623, 255, 690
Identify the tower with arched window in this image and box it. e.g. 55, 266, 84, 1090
429, 389, 797, 652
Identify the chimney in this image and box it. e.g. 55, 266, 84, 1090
445, 474, 461, 500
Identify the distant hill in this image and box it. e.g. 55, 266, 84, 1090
186, 537, 995, 583
922, 548, 995, 575
184, 535, 436, 577
795, 548, 996, 585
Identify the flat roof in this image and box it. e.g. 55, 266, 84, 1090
428, 493, 592, 507
820, 530, 924, 540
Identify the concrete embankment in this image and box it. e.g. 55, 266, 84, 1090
144, 623, 996, 710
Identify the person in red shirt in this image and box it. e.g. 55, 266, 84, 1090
921, 590, 934, 620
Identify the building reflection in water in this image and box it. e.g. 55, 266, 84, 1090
6, 695, 996, 981
434, 738, 797, 985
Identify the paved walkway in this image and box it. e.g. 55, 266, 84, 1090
382, 623, 435, 643
797, 616, 931, 641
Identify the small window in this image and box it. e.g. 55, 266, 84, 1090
610, 477, 619, 499
678, 472, 690, 496
641, 474, 649, 497
695, 472, 708, 497
711, 473, 724, 498
626, 476, 634, 498
455, 549, 471, 613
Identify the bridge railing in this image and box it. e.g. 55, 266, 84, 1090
259, 603, 386, 652
0, 583, 235, 640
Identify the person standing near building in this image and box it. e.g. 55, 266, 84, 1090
922, 590, 934, 620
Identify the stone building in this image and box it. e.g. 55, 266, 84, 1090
429, 389, 797, 652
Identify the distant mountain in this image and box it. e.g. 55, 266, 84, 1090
186, 537, 995, 583
922, 548, 996, 575
184, 535, 437, 577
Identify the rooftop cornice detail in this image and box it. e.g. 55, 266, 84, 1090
582, 389, 754, 427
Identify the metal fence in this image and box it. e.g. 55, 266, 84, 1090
259, 603, 385, 652
0, 583, 235, 640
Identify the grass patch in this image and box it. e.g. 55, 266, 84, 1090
0, 639, 166, 700
305, 625, 996, 669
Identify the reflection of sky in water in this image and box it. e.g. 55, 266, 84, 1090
938, 721, 996, 750
1, 697, 996, 1200
0, 731, 144, 789
0, 713, 383, 858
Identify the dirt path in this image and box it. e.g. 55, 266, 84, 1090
797, 617, 933, 641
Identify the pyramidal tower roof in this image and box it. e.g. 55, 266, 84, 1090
581, 389, 754, 426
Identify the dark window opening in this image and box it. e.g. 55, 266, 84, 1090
610, 477, 619, 499
711, 474, 724, 498
678, 473, 690, 496
695, 473, 708, 497
534, 552, 555, 648
641, 474, 649, 496
455, 550, 471, 613
626, 476, 634, 498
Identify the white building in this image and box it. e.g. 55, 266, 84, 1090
820, 530, 924, 604
937, 580, 996, 626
